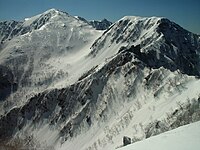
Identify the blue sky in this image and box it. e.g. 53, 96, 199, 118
0, 0, 199, 33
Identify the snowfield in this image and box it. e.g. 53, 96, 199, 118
118, 121, 200, 150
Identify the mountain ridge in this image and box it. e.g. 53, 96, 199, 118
89, 16, 200, 76
0, 9, 200, 150
0, 8, 112, 44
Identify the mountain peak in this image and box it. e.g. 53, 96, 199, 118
42, 8, 69, 16
101, 18, 110, 22
74, 16, 89, 23
90, 15, 200, 76
89, 18, 112, 30
45, 8, 58, 13
0, 9, 88, 43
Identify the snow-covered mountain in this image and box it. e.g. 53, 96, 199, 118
89, 19, 112, 30
0, 8, 103, 111
89, 16, 200, 76
0, 9, 70, 43
74, 16, 112, 30
0, 9, 200, 150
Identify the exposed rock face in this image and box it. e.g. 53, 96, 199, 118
89, 19, 112, 30
0, 65, 17, 101
123, 136, 131, 146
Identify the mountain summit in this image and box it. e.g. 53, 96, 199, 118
0, 9, 200, 150
90, 16, 200, 76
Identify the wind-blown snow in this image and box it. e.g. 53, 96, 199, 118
56, 72, 200, 150
0, 9, 103, 112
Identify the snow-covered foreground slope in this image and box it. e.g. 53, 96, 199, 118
118, 121, 200, 150
0, 9, 200, 150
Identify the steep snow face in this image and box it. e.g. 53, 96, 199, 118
89, 16, 162, 57
0, 9, 71, 43
0, 9, 103, 113
118, 121, 200, 150
89, 16, 200, 76
22, 8, 60, 28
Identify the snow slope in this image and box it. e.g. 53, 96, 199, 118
118, 121, 200, 150
89, 16, 200, 76
0, 9, 103, 113
56, 66, 200, 150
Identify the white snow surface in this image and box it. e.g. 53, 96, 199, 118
0, 9, 103, 112
118, 121, 200, 150
56, 75, 200, 150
